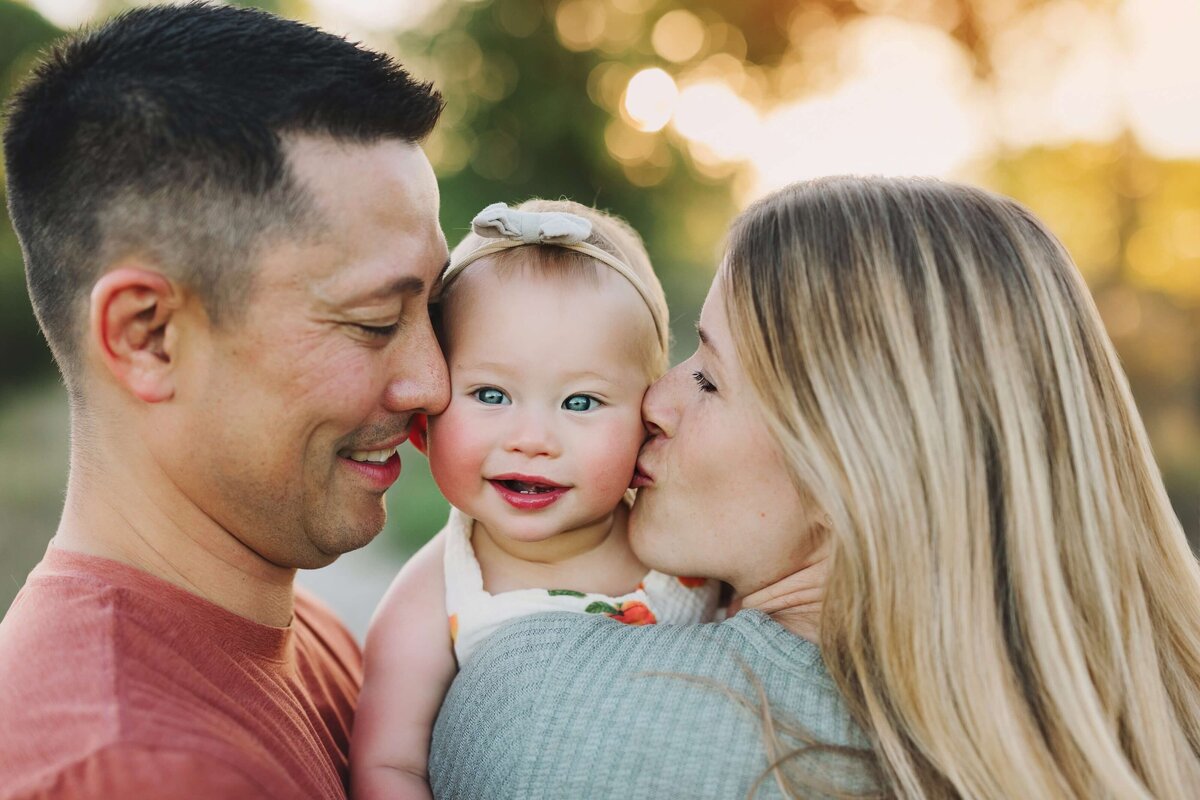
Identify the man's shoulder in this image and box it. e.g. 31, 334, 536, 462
0, 555, 361, 798
0, 740, 270, 800
0, 567, 210, 797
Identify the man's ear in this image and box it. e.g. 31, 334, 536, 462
89, 266, 184, 403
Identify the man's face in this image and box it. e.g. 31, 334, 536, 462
173, 136, 449, 569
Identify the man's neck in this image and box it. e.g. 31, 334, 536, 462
55, 448, 297, 628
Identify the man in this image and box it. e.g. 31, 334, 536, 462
0, 5, 449, 798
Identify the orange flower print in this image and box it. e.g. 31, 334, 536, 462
585, 600, 657, 626
448, 614, 458, 643
677, 576, 707, 589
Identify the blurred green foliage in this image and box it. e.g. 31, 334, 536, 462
0, 0, 1197, 586
403, 0, 737, 339
0, 0, 59, 391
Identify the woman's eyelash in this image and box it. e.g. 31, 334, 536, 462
692, 370, 717, 393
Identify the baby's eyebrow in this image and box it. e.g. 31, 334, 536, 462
561, 369, 617, 384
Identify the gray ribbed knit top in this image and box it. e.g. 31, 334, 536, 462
429, 610, 877, 799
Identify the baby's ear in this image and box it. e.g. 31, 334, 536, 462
408, 413, 429, 455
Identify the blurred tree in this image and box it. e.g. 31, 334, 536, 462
1, 0, 1196, 551
0, 1, 59, 391
397, 0, 741, 339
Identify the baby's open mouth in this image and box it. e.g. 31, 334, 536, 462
491, 478, 564, 495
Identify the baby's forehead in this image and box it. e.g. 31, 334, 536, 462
440, 261, 648, 329
440, 269, 662, 382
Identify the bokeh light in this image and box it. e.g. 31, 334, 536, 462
4, 0, 1200, 628
555, 0, 606, 52
652, 10, 706, 63
622, 68, 678, 133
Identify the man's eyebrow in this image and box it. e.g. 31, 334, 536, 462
696, 323, 720, 360
349, 275, 428, 304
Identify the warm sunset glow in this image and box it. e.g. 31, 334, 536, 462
1121, 0, 1200, 158
657, 18, 988, 204
671, 81, 758, 162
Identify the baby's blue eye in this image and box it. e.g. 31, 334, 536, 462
474, 387, 510, 405
562, 394, 600, 412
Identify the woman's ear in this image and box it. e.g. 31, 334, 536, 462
89, 266, 183, 403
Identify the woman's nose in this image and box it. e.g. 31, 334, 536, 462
641, 365, 682, 439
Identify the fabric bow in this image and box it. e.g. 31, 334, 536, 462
471, 202, 592, 245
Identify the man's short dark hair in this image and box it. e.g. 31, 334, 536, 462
3, 2, 443, 387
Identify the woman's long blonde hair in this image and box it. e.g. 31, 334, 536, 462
723, 176, 1200, 798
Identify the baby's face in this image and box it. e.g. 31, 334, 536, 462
427, 268, 655, 544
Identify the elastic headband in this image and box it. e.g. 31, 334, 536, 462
441, 203, 669, 352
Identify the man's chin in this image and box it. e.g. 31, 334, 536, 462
298, 508, 388, 567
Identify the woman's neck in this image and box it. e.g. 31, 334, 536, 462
737, 531, 831, 644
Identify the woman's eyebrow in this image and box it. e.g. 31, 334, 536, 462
695, 323, 721, 361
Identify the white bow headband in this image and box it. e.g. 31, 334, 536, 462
441, 203, 668, 352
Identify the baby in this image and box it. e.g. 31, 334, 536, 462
351, 200, 720, 798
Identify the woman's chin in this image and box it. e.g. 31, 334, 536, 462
625, 498, 657, 562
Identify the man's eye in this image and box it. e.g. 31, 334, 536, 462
562, 394, 601, 412
692, 370, 717, 393
474, 387, 510, 406
356, 322, 400, 338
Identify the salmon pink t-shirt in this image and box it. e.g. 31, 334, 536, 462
0, 546, 362, 799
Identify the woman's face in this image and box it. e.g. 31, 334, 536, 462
629, 274, 822, 597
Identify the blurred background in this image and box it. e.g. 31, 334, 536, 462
1, 0, 1198, 637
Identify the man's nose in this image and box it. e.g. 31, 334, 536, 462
383, 317, 449, 416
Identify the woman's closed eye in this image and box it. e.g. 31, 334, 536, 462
692, 370, 718, 393
473, 387, 511, 405
562, 394, 602, 412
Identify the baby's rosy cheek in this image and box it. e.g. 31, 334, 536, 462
585, 438, 642, 497
427, 421, 485, 497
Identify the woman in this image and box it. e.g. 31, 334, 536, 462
429, 176, 1200, 799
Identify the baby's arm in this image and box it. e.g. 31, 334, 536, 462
352, 532, 455, 800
